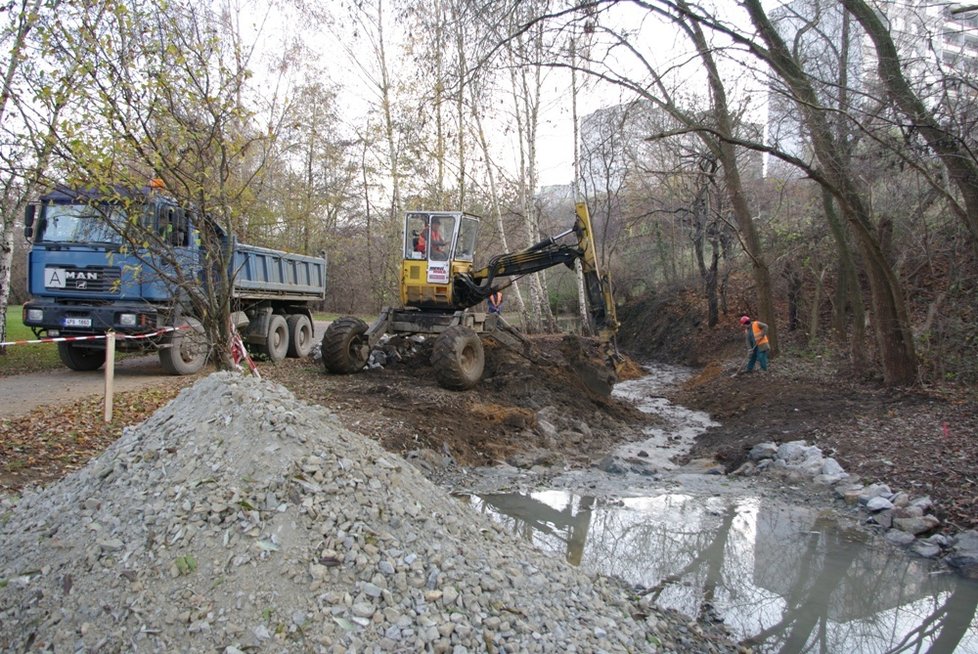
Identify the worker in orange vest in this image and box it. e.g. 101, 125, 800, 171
487, 290, 503, 315
740, 315, 769, 372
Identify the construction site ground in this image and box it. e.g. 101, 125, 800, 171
1, 302, 977, 534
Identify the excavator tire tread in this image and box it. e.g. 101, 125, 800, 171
322, 316, 369, 374
432, 325, 484, 390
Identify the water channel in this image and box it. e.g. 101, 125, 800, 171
465, 366, 978, 653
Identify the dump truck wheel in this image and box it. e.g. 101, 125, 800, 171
322, 316, 369, 374
58, 342, 105, 371
432, 326, 484, 390
260, 314, 289, 362
286, 314, 314, 358
159, 317, 208, 375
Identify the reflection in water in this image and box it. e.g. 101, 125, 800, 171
464, 363, 978, 651
471, 491, 978, 653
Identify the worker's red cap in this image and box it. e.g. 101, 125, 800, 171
739, 315, 751, 325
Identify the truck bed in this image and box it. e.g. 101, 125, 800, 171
231, 241, 327, 300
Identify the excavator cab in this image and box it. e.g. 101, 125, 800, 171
400, 211, 480, 310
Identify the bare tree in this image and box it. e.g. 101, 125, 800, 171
841, 0, 978, 252
504, 4, 558, 333
33, 0, 284, 369
343, 0, 405, 308
738, 0, 917, 385
674, 0, 777, 346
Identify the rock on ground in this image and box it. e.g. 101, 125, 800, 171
0, 372, 738, 653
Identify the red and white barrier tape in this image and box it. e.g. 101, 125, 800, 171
5, 322, 263, 379
0, 324, 188, 347
229, 321, 261, 379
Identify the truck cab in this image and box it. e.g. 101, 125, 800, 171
22, 187, 196, 360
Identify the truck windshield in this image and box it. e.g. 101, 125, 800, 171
36, 203, 126, 245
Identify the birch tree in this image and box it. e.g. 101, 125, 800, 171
505, 2, 558, 333
0, 0, 55, 351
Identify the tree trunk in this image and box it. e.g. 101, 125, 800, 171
470, 83, 526, 316
0, 0, 47, 349
744, 0, 917, 385
706, 234, 719, 327
0, 219, 13, 352
821, 186, 867, 374
786, 262, 801, 332
808, 268, 824, 348
571, 43, 593, 336
453, 1, 466, 208
375, 0, 401, 305
508, 23, 555, 333
681, 3, 778, 351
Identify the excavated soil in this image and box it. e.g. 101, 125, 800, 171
262, 334, 653, 472
260, 314, 978, 534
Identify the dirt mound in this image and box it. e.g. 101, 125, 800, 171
617, 289, 738, 366
263, 334, 653, 471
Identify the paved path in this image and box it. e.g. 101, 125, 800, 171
0, 321, 331, 419
0, 355, 170, 418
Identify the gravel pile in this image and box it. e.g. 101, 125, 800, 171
0, 372, 738, 653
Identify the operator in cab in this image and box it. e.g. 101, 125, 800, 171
414, 220, 427, 255
429, 217, 447, 259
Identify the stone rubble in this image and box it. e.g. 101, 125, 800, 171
0, 372, 741, 653
736, 438, 978, 579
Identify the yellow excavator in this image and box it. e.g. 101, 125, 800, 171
320, 201, 620, 390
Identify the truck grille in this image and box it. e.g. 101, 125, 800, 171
45, 266, 122, 293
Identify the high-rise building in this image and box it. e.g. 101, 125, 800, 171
766, 0, 978, 173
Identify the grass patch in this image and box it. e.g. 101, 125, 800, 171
0, 306, 62, 376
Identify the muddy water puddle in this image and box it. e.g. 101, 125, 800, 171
471, 489, 978, 652
462, 366, 978, 652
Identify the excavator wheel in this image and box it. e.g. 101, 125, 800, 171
321, 316, 370, 374
432, 326, 484, 390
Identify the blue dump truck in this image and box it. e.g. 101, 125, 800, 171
21, 186, 327, 374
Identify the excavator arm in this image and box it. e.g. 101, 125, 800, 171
454, 202, 620, 348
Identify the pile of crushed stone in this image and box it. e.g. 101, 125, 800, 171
0, 373, 738, 653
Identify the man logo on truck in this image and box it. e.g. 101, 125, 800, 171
44, 268, 99, 288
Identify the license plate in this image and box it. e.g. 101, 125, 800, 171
64, 317, 92, 328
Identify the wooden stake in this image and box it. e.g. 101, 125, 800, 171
104, 331, 116, 423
